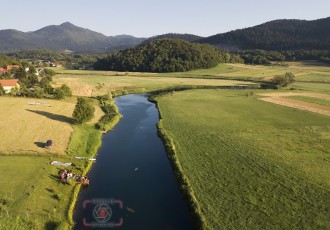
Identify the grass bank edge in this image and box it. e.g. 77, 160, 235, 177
149, 94, 209, 230
65, 97, 122, 228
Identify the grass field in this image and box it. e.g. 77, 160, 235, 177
53, 61, 330, 97
0, 96, 104, 229
159, 61, 330, 82
288, 95, 330, 106
0, 97, 103, 155
0, 154, 92, 229
1, 61, 329, 229
53, 73, 256, 97
156, 89, 330, 229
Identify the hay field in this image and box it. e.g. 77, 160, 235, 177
53, 70, 257, 96
258, 92, 330, 116
0, 97, 103, 155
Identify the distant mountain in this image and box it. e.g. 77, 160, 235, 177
0, 22, 146, 53
198, 17, 330, 51
142, 33, 204, 44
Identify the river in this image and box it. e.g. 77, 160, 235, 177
73, 94, 193, 229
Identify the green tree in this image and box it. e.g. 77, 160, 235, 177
272, 72, 295, 88
44, 68, 56, 77
0, 85, 5, 96
53, 88, 65, 99
72, 97, 95, 124
59, 84, 72, 97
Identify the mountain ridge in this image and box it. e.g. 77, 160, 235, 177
0, 22, 146, 53
197, 17, 330, 50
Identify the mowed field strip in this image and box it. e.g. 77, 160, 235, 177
258, 92, 330, 116
0, 97, 103, 154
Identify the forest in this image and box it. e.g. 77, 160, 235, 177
94, 39, 242, 72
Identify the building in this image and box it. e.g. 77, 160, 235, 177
0, 79, 20, 93
0, 65, 20, 74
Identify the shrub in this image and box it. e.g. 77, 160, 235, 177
272, 72, 295, 88
72, 97, 95, 124
59, 84, 72, 97
0, 85, 5, 96
44, 68, 56, 77
53, 88, 65, 100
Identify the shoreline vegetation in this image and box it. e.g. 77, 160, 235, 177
66, 95, 122, 228
149, 94, 208, 229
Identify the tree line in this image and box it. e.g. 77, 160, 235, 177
238, 50, 330, 65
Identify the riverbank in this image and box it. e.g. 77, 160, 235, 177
149, 94, 208, 230
66, 96, 122, 228
153, 89, 330, 229
73, 94, 193, 229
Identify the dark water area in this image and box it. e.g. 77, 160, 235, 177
73, 94, 193, 230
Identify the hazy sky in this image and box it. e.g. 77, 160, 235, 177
1, 0, 329, 37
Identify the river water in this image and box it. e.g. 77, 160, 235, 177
73, 94, 193, 229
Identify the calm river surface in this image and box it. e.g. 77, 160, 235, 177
73, 94, 193, 229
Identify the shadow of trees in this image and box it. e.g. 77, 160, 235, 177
26, 109, 74, 124
34, 141, 45, 148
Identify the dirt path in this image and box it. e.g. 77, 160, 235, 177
258, 92, 330, 117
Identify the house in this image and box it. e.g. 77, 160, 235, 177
6, 65, 20, 71
0, 65, 20, 74
0, 79, 20, 93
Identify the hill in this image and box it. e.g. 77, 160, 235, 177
94, 39, 232, 72
0, 22, 146, 53
198, 17, 330, 51
142, 33, 204, 44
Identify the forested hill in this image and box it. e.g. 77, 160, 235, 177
94, 39, 239, 72
142, 33, 204, 44
198, 17, 330, 51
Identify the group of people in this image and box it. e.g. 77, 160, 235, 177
59, 169, 90, 186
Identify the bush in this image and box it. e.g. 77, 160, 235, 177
53, 88, 65, 99
72, 97, 95, 124
272, 72, 295, 88
0, 85, 5, 96
59, 84, 72, 97
44, 68, 56, 77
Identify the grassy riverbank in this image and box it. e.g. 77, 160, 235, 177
155, 89, 330, 229
0, 96, 121, 229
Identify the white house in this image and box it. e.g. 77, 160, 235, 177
0, 79, 20, 93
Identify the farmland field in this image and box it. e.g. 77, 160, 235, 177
1, 61, 329, 229
156, 89, 330, 229
0, 97, 103, 155
159, 61, 330, 82
53, 72, 256, 96
53, 61, 330, 97
0, 155, 90, 229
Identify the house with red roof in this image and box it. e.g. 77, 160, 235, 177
0, 79, 20, 93
0, 65, 20, 74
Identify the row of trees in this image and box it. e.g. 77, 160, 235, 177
94, 39, 243, 72
7, 49, 99, 70
238, 50, 330, 65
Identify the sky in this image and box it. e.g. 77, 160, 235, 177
1, 0, 329, 37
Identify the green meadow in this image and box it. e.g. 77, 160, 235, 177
0, 61, 329, 229
156, 89, 330, 229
